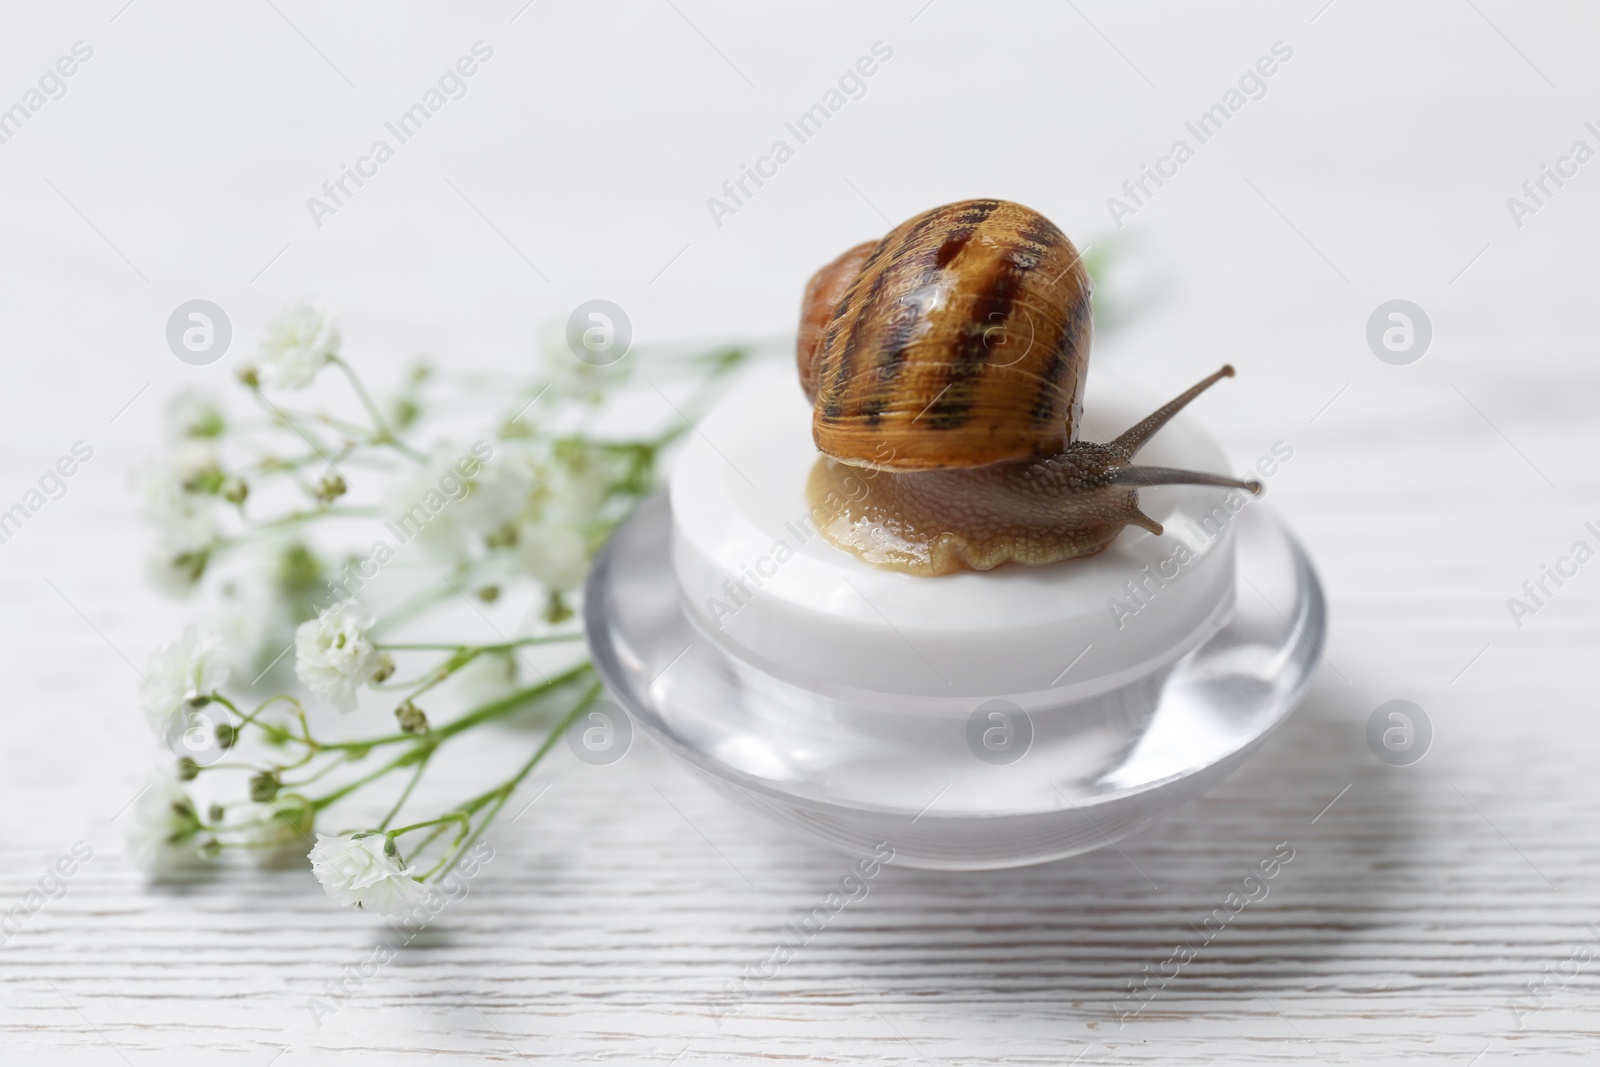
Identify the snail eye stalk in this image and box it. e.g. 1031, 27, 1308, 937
1110, 364, 1237, 458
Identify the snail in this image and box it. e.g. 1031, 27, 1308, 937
797, 198, 1261, 577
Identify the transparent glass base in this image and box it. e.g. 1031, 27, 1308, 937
585, 492, 1325, 870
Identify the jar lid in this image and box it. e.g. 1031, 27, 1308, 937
670, 366, 1247, 701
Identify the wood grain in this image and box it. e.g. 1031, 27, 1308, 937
3, 6, 1599, 1059
5, 325, 1600, 1062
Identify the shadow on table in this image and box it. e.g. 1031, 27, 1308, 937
813, 684, 1425, 1009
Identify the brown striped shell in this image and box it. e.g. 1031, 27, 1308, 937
799, 199, 1093, 472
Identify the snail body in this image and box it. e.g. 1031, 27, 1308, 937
799, 198, 1259, 577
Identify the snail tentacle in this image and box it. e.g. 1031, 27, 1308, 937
1108, 465, 1263, 495
1109, 364, 1237, 458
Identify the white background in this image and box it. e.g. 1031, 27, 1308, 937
2, 1, 1597, 1063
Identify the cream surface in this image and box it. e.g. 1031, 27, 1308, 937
670, 365, 1245, 699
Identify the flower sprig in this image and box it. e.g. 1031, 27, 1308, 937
129, 301, 748, 914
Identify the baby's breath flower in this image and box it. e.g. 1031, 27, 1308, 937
515, 522, 589, 593
147, 542, 213, 598
138, 626, 231, 738
294, 600, 383, 712
137, 443, 226, 598
165, 390, 226, 439
384, 441, 531, 564
125, 775, 209, 879
512, 448, 613, 592
461, 448, 534, 532
145, 534, 216, 601
258, 303, 340, 390
126, 304, 732, 914
137, 445, 220, 519
308, 833, 430, 917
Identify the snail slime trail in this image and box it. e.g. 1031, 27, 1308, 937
798, 199, 1260, 577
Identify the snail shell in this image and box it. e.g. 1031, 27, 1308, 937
802, 199, 1093, 471
796, 199, 1259, 577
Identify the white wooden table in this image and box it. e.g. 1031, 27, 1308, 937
3, 2, 1597, 1062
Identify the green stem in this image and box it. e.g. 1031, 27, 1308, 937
416, 816, 476, 880
221, 506, 379, 548
407, 820, 458, 875
388, 812, 468, 839
376, 634, 581, 652
309, 660, 594, 754
378, 747, 434, 830
426, 679, 602, 881
433, 662, 592, 740
239, 443, 356, 478
248, 386, 344, 471
214, 693, 315, 750
278, 753, 349, 790
330, 355, 426, 462
309, 746, 424, 811
309, 411, 381, 439
396, 648, 479, 705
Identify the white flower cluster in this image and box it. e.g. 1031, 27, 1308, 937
135, 437, 224, 597
128, 301, 705, 911
387, 436, 619, 594
308, 833, 429, 917
124, 775, 209, 878
125, 603, 395, 881
127, 628, 232, 876
514, 444, 616, 593
382, 441, 531, 565
137, 626, 230, 738
257, 302, 341, 389
294, 601, 391, 712
135, 300, 337, 597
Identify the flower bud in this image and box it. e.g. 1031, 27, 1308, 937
236, 365, 261, 388
183, 466, 226, 495
249, 771, 280, 803
221, 475, 249, 505
177, 757, 200, 781
215, 722, 237, 750
394, 700, 429, 735
170, 549, 210, 587
316, 474, 347, 503
208, 803, 226, 824
188, 405, 226, 438
393, 398, 420, 429
370, 652, 396, 685
544, 590, 573, 624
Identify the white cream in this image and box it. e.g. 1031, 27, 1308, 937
670, 365, 1242, 700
